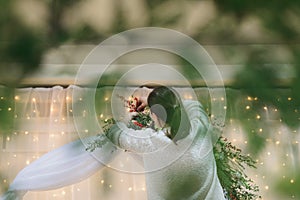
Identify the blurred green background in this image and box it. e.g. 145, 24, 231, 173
1, 0, 300, 199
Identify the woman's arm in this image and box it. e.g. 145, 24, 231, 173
107, 100, 209, 153
107, 122, 171, 153
182, 100, 210, 137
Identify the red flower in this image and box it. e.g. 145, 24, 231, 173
229, 193, 238, 200
133, 121, 144, 127
125, 96, 139, 112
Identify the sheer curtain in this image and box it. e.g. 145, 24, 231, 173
0, 85, 146, 200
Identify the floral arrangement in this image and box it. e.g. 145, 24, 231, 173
87, 96, 260, 199
85, 95, 153, 152
121, 95, 153, 130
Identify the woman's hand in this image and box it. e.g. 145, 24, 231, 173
133, 87, 153, 111
136, 96, 148, 111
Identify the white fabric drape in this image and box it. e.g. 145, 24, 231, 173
0, 138, 106, 199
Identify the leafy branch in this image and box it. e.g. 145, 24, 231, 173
214, 136, 260, 200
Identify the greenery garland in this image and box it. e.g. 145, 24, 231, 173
87, 96, 260, 199
214, 136, 260, 200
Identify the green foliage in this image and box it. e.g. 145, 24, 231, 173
102, 118, 116, 135
214, 137, 260, 200
0, 1, 45, 85
86, 118, 115, 152
128, 108, 153, 130
213, 0, 300, 144
70, 25, 104, 43
235, 61, 300, 129
213, 0, 300, 162
46, 0, 83, 45
0, 88, 14, 132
